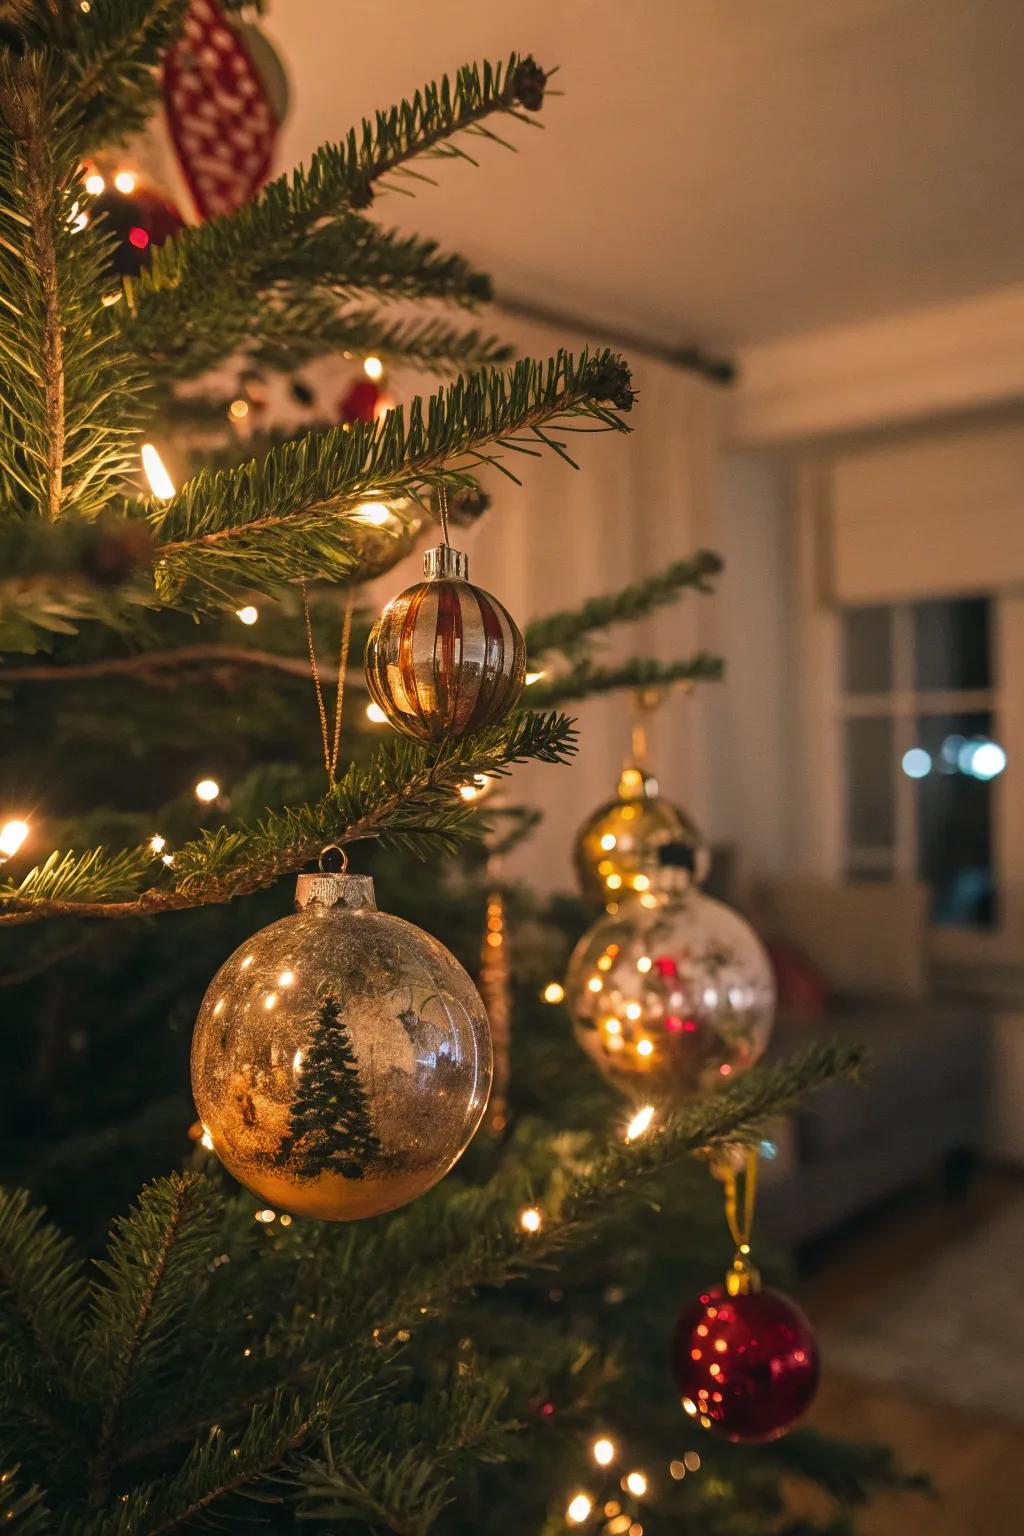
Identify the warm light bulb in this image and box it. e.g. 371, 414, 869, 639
566, 1493, 592, 1524
228, 398, 249, 420
0, 819, 29, 857
366, 702, 388, 724
352, 501, 391, 525
519, 1206, 543, 1234
636, 1038, 654, 1057
600, 833, 617, 850
254, 1208, 276, 1224
625, 1472, 647, 1497
149, 833, 166, 854
525, 670, 545, 685
114, 169, 136, 194
278, 970, 295, 987
587, 976, 604, 993
625, 1002, 642, 1021
632, 874, 650, 892
636, 956, 652, 973
606, 874, 623, 891
84, 172, 105, 195
593, 1437, 616, 1466
236, 605, 258, 625
141, 442, 175, 499
195, 778, 220, 803
200, 1127, 214, 1151
542, 981, 565, 1004
363, 355, 384, 381
625, 1105, 655, 1141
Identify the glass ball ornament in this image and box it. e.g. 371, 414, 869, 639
192, 867, 492, 1220
565, 848, 775, 1103
364, 543, 526, 743
574, 763, 709, 908
672, 1277, 820, 1442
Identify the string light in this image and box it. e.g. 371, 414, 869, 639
636, 1038, 654, 1057
625, 1105, 655, 1142
519, 1206, 542, 1234
254, 1208, 276, 1223
161, 852, 175, 868
624, 1471, 647, 1497
542, 981, 565, 1004
669, 1460, 685, 1480
352, 501, 391, 525
566, 1493, 592, 1524
592, 1437, 616, 1466
84, 172, 105, 195
141, 442, 175, 499
195, 778, 220, 803
366, 702, 388, 724
236, 605, 258, 625
0, 820, 29, 858
525, 670, 545, 685
149, 834, 166, 854
113, 169, 136, 194
363, 355, 384, 381
228, 398, 249, 420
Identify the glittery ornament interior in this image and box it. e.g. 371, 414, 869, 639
566, 889, 775, 1102
192, 899, 492, 1220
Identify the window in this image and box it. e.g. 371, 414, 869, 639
839, 598, 1003, 928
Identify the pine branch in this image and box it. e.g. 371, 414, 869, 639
120, 52, 548, 377
0, 1468, 50, 1535
527, 652, 724, 708
0, 710, 578, 925
64, 0, 189, 146
84, 1174, 221, 1507
0, 1189, 88, 1443
123, 219, 499, 382
246, 303, 515, 381
146, 350, 634, 611
524, 551, 723, 655
0, 53, 142, 521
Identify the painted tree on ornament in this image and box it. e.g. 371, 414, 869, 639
276, 994, 382, 1179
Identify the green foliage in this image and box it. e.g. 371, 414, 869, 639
65, 0, 190, 146
0, 710, 578, 923
147, 350, 633, 613
525, 551, 723, 656
0, 1043, 881, 1531
0, 53, 141, 523
528, 652, 725, 709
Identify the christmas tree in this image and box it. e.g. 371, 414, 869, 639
0, 5, 924, 1531
277, 994, 383, 1181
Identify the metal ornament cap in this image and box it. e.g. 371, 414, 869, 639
423, 543, 468, 580
295, 872, 377, 913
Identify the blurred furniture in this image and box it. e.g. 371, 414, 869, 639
748, 879, 992, 1249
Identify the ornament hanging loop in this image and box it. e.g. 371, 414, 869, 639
718, 1146, 762, 1295
318, 844, 349, 875
438, 479, 451, 549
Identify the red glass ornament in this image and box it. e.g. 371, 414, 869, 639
338, 377, 393, 425
671, 1284, 819, 1442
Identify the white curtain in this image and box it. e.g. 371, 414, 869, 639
395, 313, 725, 893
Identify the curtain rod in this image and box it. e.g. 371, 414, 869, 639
494, 293, 737, 387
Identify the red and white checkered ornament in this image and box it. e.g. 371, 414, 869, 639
164, 0, 279, 220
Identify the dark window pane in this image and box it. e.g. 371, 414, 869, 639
911, 711, 999, 927
843, 606, 892, 695
845, 716, 894, 849
913, 598, 990, 691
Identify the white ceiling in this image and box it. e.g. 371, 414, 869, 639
269, 0, 1024, 352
